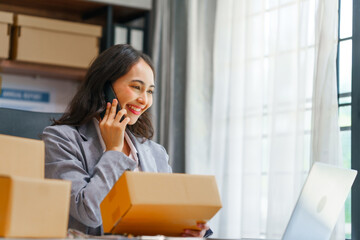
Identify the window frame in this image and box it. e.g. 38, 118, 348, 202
351, 0, 360, 239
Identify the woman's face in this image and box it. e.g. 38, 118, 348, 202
112, 58, 155, 125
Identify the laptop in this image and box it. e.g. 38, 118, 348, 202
281, 162, 357, 240
233, 163, 357, 240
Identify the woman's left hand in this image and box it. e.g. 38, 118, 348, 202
182, 223, 209, 237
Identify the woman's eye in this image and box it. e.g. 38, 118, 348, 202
147, 90, 154, 94
132, 86, 141, 90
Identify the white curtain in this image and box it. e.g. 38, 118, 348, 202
311, 0, 343, 239
185, 0, 340, 239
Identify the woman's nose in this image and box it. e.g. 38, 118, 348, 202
137, 93, 147, 104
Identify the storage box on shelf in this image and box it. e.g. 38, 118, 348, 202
0, 11, 12, 59
11, 14, 102, 69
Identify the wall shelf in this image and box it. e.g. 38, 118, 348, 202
0, 0, 151, 25
0, 0, 151, 80
0, 60, 86, 81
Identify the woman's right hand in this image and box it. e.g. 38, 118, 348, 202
99, 99, 130, 152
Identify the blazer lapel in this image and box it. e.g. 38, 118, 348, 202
78, 120, 104, 175
127, 129, 157, 172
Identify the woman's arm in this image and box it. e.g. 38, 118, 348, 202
43, 126, 136, 228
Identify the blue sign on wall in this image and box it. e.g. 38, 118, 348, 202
0, 88, 50, 103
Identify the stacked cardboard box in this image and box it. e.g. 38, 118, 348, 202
0, 11, 12, 59
0, 134, 71, 238
101, 171, 222, 237
11, 14, 102, 68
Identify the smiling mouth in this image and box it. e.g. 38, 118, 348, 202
127, 105, 142, 115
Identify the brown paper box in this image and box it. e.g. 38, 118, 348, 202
0, 11, 13, 59
100, 172, 222, 236
0, 134, 44, 179
0, 175, 71, 238
12, 14, 102, 68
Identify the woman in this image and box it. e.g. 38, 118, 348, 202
43, 44, 210, 237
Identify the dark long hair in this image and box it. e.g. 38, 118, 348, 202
53, 44, 155, 140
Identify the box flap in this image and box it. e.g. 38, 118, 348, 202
15, 14, 101, 37
0, 11, 13, 24
0, 134, 44, 179
100, 172, 132, 233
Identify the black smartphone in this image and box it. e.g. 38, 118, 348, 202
100, 82, 122, 120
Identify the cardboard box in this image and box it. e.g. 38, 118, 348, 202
0, 11, 12, 59
0, 134, 44, 179
12, 14, 102, 68
0, 175, 71, 238
100, 172, 222, 236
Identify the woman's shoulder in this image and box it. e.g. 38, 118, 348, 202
128, 132, 166, 153
42, 120, 96, 142
138, 138, 171, 172
42, 124, 83, 143
138, 137, 168, 155
43, 124, 77, 135
145, 138, 165, 149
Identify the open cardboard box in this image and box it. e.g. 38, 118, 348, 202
0, 134, 44, 179
0, 174, 71, 238
101, 172, 222, 236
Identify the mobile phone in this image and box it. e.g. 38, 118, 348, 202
100, 82, 123, 120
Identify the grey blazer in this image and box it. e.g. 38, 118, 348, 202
42, 120, 172, 235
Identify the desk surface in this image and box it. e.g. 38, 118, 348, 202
64, 229, 276, 240
1, 238, 275, 240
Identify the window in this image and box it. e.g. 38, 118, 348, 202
349, 0, 360, 239
337, 0, 360, 239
